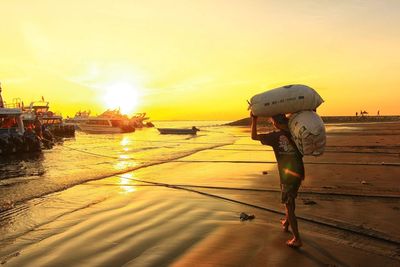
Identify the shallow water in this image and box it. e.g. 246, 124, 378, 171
0, 121, 236, 210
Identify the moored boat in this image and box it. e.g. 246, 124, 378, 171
78, 117, 135, 134
0, 108, 42, 155
66, 109, 154, 133
77, 109, 135, 134
64, 110, 91, 127
157, 126, 199, 135
22, 100, 75, 137
0, 84, 42, 154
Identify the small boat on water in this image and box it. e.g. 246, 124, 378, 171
157, 126, 199, 135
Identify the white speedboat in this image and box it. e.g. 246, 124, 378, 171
78, 117, 135, 134
77, 109, 135, 134
64, 111, 91, 126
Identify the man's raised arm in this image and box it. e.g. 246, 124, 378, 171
251, 113, 259, 140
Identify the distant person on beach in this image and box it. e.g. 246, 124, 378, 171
251, 112, 304, 248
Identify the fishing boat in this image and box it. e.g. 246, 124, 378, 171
157, 126, 199, 135
0, 85, 42, 154
0, 108, 25, 135
0, 108, 42, 155
0, 108, 25, 155
21, 100, 75, 137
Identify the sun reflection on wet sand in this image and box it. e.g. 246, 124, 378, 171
114, 136, 139, 193
119, 173, 136, 193
121, 136, 132, 152
114, 156, 137, 171
120, 136, 131, 147
119, 154, 131, 160
114, 161, 137, 171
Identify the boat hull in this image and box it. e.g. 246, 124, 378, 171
78, 125, 134, 134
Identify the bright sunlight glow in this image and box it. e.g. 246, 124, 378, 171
102, 82, 140, 115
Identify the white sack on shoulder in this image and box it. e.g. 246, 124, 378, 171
288, 111, 326, 156
249, 84, 324, 117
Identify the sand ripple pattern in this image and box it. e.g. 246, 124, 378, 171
0, 189, 234, 267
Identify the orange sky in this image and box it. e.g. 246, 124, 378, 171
1, 0, 399, 120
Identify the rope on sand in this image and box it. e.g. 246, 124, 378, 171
63, 145, 121, 159
165, 159, 400, 167
69, 133, 400, 155
85, 182, 400, 199
114, 175, 400, 246
214, 148, 400, 155
62, 145, 400, 167
73, 133, 400, 148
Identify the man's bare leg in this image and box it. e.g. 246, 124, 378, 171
285, 198, 302, 247
280, 207, 289, 232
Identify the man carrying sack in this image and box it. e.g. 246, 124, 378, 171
251, 112, 304, 248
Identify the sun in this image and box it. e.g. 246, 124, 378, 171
102, 82, 140, 114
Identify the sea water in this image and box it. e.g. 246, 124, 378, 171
0, 121, 238, 210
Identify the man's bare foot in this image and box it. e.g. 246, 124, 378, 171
286, 237, 302, 248
280, 218, 289, 232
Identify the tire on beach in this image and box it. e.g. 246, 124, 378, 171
23, 132, 42, 152
0, 136, 7, 155
0, 134, 13, 154
10, 133, 25, 153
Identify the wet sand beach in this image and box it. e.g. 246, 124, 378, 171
1, 122, 400, 266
